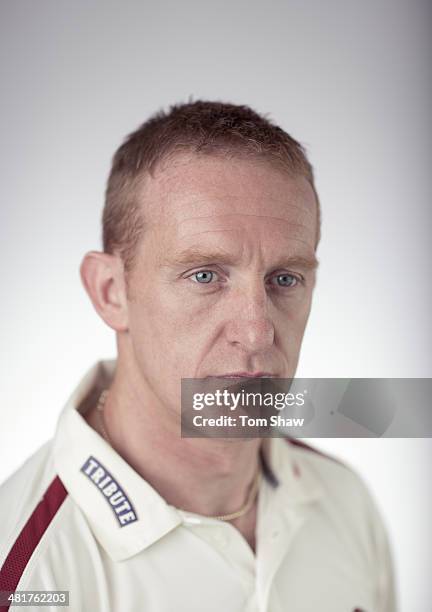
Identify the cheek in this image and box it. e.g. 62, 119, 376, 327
274, 297, 313, 343
127, 292, 209, 371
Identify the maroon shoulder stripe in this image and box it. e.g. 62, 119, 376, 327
0, 475, 68, 605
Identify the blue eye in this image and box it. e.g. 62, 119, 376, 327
272, 273, 298, 287
193, 270, 215, 284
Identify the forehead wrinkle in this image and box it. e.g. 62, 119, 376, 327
178, 228, 239, 239
179, 220, 312, 241
176, 210, 315, 229
162, 245, 318, 271
284, 235, 316, 250
162, 225, 318, 267
161, 244, 243, 267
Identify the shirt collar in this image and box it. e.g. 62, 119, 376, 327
53, 360, 323, 562
53, 360, 182, 562
267, 435, 324, 506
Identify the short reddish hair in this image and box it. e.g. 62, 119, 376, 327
103, 100, 320, 273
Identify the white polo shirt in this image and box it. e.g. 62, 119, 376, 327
0, 360, 397, 612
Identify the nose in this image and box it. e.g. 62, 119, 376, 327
224, 283, 275, 354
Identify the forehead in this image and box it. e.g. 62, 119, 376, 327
138, 153, 318, 255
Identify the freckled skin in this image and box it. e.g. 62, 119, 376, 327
124, 153, 318, 418
81, 151, 320, 541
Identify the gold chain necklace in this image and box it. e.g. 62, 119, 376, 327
204, 467, 261, 521
95, 389, 261, 522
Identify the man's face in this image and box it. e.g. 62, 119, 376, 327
124, 153, 318, 413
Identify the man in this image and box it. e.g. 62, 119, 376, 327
0, 101, 396, 611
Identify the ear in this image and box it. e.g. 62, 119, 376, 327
80, 251, 129, 332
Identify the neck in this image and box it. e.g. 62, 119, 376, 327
87, 355, 263, 520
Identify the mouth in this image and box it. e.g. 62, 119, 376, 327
209, 372, 277, 379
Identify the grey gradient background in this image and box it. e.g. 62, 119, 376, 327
0, 0, 431, 609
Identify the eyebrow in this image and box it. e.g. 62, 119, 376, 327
163, 247, 319, 271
